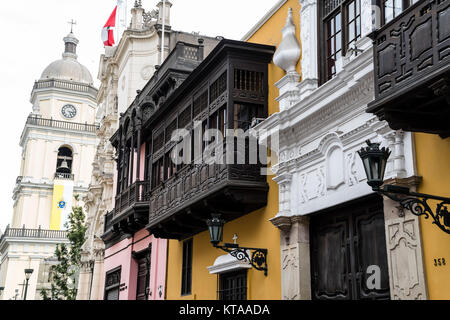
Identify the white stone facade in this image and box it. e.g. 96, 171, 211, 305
256, 1, 428, 300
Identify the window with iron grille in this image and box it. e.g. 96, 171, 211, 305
218, 270, 248, 300
104, 267, 121, 300
181, 239, 193, 296
210, 72, 227, 103
234, 69, 263, 92
320, 0, 361, 82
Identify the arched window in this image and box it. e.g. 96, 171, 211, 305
56, 146, 73, 174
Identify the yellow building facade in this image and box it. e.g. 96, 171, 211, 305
166, 0, 300, 300
415, 133, 450, 299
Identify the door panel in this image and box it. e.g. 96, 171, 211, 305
312, 221, 350, 300
311, 195, 390, 300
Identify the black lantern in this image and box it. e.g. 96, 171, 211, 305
357, 140, 450, 234
206, 214, 224, 247
358, 140, 391, 190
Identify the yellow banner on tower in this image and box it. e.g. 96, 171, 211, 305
50, 179, 74, 230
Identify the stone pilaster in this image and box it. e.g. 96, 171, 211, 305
382, 176, 428, 300
298, 0, 319, 99
271, 215, 311, 300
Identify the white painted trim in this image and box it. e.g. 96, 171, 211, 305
207, 253, 252, 274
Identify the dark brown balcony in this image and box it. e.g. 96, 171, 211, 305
147, 141, 269, 240
102, 180, 150, 244
368, 0, 450, 138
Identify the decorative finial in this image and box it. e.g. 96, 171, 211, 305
134, 0, 142, 8
273, 8, 301, 74
68, 19, 77, 33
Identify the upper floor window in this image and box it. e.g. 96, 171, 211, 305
381, 0, 420, 24
181, 238, 193, 296
321, 0, 361, 82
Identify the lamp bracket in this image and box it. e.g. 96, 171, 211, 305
214, 243, 268, 276
376, 185, 450, 234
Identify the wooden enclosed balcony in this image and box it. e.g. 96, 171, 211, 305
147, 141, 269, 240
368, 0, 450, 138
102, 180, 150, 243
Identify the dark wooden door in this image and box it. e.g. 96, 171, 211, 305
311, 194, 390, 300
136, 253, 151, 300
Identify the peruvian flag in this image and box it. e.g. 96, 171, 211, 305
101, 6, 117, 47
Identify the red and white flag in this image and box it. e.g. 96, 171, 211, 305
101, 6, 117, 47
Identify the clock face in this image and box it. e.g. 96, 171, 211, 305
61, 104, 77, 119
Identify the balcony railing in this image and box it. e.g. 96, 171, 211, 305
33, 79, 98, 97
0, 225, 68, 243
113, 180, 151, 220
54, 172, 75, 180
368, 0, 450, 137
26, 116, 99, 133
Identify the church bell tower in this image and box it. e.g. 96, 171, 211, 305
0, 30, 98, 300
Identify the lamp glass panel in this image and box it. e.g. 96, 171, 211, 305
362, 157, 371, 181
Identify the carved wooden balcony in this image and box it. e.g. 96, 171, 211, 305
147, 141, 268, 240
102, 180, 150, 243
368, 0, 450, 138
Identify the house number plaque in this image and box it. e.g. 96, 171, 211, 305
433, 258, 446, 267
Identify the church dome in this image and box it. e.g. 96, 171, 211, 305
40, 32, 93, 85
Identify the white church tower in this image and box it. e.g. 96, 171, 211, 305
0, 31, 98, 300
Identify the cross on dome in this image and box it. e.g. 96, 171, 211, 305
68, 19, 77, 33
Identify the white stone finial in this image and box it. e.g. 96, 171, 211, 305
273, 8, 301, 74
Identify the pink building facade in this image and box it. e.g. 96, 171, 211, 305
102, 140, 168, 300
103, 229, 167, 300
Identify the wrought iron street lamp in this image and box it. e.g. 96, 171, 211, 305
23, 269, 33, 300
358, 140, 450, 234
207, 214, 268, 276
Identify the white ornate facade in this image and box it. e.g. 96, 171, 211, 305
256, 1, 428, 300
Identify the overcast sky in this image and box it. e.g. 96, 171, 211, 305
0, 0, 279, 231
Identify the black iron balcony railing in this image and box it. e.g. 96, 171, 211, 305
33, 79, 98, 97
26, 116, 99, 133
368, 0, 450, 137
0, 225, 68, 243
